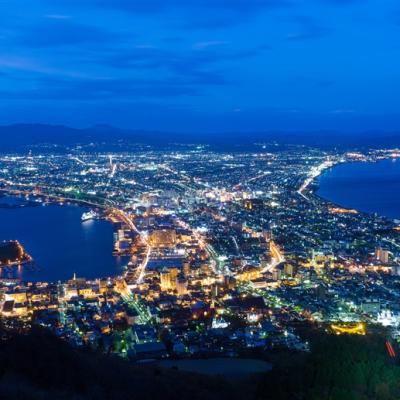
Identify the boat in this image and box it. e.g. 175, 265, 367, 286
81, 210, 98, 222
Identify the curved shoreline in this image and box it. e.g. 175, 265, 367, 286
311, 158, 399, 221
0, 188, 110, 210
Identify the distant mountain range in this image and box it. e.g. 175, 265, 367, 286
0, 123, 399, 151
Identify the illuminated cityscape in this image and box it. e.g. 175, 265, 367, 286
1, 0, 400, 397
1, 145, 400, 361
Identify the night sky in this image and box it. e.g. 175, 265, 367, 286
0, 0, 399, 132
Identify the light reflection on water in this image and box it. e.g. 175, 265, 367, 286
0, 198, 128, 282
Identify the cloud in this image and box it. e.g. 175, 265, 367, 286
322, 0, 358, 4
0, 56, 88, 78
0, 39, 269, 101
101, 44, 268, 71
44, 14, 71, 19
285, 16, 331, 41
329, 108, 356, 114
51, 0, 290, 29
0, 76, 201, 101
10, 18, 122, 47
193, 41, 229, 50
90, 0, 289, 13
94, 44, 268, 92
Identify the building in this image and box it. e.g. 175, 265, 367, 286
284, 263, 298, 278
244, 198, 264, 211
236, 265, 261, 282
360, 300, 381, 315
375, 247, 389, 264
160, 268, 180, 291
176, 275, 188, 296
183, 260, 190, 277
149, 229, 176, 247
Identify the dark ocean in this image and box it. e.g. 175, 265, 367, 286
317, 158, 400, 220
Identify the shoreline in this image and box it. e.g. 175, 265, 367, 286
0, 188, 110, 210
297, 158, 342, 200
305, 157, 400, 221
0, 240, 33, 269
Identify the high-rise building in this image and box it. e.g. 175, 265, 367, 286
375, 247, 389, 264
284, 263, 298, 278
183, 260, 190, 277
272, 266, 282, 281
160, 269, 172, 291
160, 267, 180, 291
176, 274, 188, 296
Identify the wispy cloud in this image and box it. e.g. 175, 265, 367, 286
9, 18, 123, 47
44, 14, 71, 20
62, 0, 291, 29
0, 76, 201, 101
285, 16, 331, 41
90, 0, 290, 14
193, 41, 229, 50
0, 56, 95, 78
322, 0, 358, 4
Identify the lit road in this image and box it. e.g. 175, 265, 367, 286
297, 159, 335, 199
111, 208, 152, 284
161, 164, 209, 190
262, 240, 285, 273
116, 281, 153, 324
176, 217, 231, 276
237, 281, 291, 309
233, 171, 271, 190
70, 156, 95, 167
382, 238, 400, 250
137, 245, 151, 284
122, 293, 152, 324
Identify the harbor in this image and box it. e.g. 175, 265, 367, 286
0, 197, 128, 282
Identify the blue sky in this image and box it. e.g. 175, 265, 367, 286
0, 0, 399, 132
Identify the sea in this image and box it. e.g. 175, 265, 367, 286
317, 158, 400, 220
0, 196, 128, 282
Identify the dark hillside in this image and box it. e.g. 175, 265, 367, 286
0, 328, 242, 400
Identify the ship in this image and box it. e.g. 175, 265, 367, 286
81, 210, 98, 222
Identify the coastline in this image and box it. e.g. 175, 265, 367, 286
305, 157, 400, 221
0, 188, 110, 210
0, 240, 33, 268
297, 158, 342, 200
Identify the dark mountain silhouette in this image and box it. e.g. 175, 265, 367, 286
0, 327, 399, 400
0, 327, 244, 400
0, 123, 399, 150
